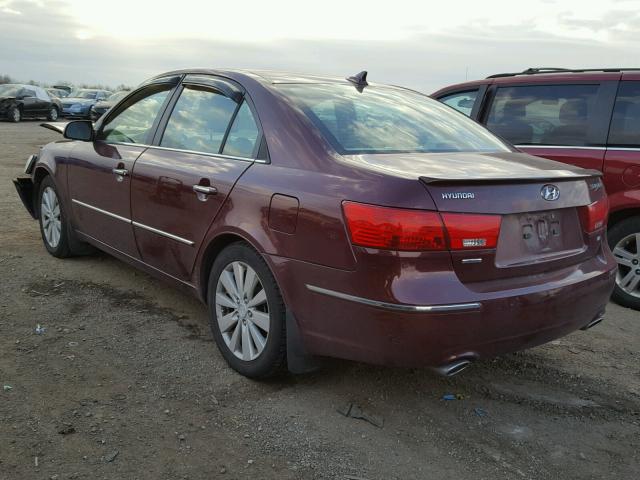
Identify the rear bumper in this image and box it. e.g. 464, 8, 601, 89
267, 248, 616, 368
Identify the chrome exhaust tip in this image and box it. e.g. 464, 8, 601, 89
433, 357, 474, 377
580, 314, 605, 331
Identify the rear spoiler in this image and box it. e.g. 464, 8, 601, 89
40, 122, 67, 134
419, 169, 602, 184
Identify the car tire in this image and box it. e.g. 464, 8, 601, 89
608, 216, 640, 310
8, 106, 20, 122
207, 242, 287, 378
47, 106, 59, 121
37, 176, 93, 258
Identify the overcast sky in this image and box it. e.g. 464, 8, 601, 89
1, 0, 639, 92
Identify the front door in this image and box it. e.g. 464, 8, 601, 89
67, 84, 175, 258
131, 78, 262, 281
19, 87, 41, 118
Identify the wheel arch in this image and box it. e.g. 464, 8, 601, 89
32, 165, 54, 218
198, 231, 264, 304
609, 207, 640, 229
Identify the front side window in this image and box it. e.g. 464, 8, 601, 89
222, 101, 260, 158
277, 84, 508, 154
100, 87, 170, 144
608, 82, 640, 146
439, 90, 478, 117
160, 86, 237, 155
486, 84, 599, 146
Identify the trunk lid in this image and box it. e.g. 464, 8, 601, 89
347, 151, 605, 284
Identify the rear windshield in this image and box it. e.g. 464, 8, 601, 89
277, 83, 509, 155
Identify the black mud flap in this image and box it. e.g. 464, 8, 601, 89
13, 175, 36, 219
286, 309, 322, 374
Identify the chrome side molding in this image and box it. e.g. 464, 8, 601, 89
72, 198, 194, 246
132, 221, 194, 246
305, 284, 481, 313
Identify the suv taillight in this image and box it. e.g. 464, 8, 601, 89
342, 201, 501, 251
578, 197, 609, 233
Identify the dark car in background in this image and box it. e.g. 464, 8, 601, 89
60, 88, 112, 118
0, 84, 62, 122
433, 67, 640, 309
13, 69, 615, 379
90, 90, 130, 120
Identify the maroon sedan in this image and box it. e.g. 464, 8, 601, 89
13, 69, 616, 378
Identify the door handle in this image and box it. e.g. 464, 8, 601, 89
193, 185, 217, 195
112, 168, 129, 176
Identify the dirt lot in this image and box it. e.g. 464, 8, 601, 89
0, 121, 638, 480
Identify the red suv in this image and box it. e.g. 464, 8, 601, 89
433, 68, 640, 310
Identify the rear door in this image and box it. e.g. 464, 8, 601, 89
481, 81, 617, 171
67, 81, 177, 258
130, 75, 262, 281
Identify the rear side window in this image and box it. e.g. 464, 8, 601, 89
609, 82, 640, 146
439, 90, 478, 117
161, 86, 237, 155
222, 101, 260, 158
486, 84, 599, 146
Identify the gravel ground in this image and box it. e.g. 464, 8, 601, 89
1, 121, 639, 480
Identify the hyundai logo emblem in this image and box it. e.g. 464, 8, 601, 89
541, 184, 560, 201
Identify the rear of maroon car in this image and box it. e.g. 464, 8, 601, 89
276, 82, 616, 373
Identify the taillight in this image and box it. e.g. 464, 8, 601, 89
441, 213, 502, 249
342, 201, 502, 251
342, 201, 446, 251
578, 197, 609, 233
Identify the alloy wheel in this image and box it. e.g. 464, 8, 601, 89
612, 233, 640, 298
50, 107, 58, 120
11, 108, 20, 122
41, 186, 62, 248
215, 261, 270, 361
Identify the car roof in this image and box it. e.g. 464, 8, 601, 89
432, 68, 640, 96
486, 67, 640, 79
149, 68, 359, 87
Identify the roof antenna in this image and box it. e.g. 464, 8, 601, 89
346, 71, 368, 92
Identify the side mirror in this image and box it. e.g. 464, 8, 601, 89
64, 120, 94, 141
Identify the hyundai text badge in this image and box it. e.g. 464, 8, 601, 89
541, 184, 560, 201
441, 192, 475, 200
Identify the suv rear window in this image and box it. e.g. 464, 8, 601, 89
486, 84, 599, 146
609, 81, 640, 147
277, 84, 508, 155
